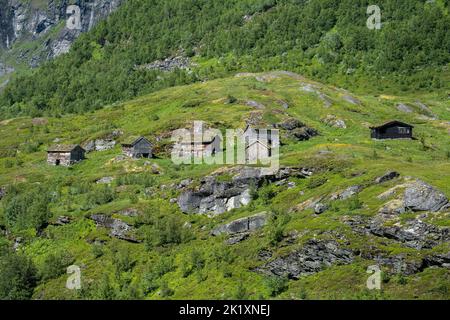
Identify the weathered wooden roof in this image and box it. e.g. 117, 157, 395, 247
121, 136, 152, 146
370, 121, 414, 130
178, 134, 221, 144
47, 144, 84, 153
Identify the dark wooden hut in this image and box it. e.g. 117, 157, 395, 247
370, 121, 414, 140
121, 136, 153, 158
47, 145, 86, 166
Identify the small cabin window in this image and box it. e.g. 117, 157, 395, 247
398, 127, 410, 134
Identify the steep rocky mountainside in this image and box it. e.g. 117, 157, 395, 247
0, 0, 122, 69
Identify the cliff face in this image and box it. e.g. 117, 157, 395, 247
0, 0, 123, 67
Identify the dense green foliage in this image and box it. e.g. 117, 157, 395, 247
0, 253, 38, 300
1, 0, 449, 118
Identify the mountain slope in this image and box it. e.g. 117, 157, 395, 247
0, 0, 449, 118
0, 72, 449, 299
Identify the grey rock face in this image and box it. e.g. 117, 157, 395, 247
331, 185, 362, 200
300, 83, 333, 108
96, 176, 114, 184
246, 100, 266, 109
342, 95, 362, 106
0, 63, 14, 77
177, 167, 308, 215
348, 216, 449, 250
117, 208, 139, 217
55, 216, 71, 225
137, 56, 192, 72
375, 171, 400, 184
415, 101, 437, 119
396, 103, 413, 113
90, 214, 139, 242
314, 203, 328, 214
275, 118, 318, 141
374, 252, 450, 275
85, 139, 116, 152
0, 0, 123, 65
211, 212, 268, 236
256, 240, 354, 279
322, 115, 346, 129
404, 180, 448, 212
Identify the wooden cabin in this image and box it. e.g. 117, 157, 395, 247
244, 125, 275, 163
370, 121, 414, 140
121, 136, 153, 158
47, 145, 85, 166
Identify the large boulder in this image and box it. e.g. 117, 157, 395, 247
255, 240, 354, 279
211, 212, 268, 236
90, 214, 139, 243
404, 180, 448, 212
375, 171, 400, 184
330, 185, 362, 200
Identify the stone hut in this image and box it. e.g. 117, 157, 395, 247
47, 145, 86, 166
173, 135, 222, 159
121, 136, 153, 158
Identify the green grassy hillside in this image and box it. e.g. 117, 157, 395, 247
0, 72, 449, 300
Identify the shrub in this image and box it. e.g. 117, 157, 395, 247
265, 276, 288, 297
267, 211, 290, 246
40, 251, 75, 281
0, 253, 38, 300
3, 185, 52, 231
85, 185, 115, 208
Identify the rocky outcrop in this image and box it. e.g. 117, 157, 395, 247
404, 180, 448, 212
177, 167, 308, 215
84, 131, 121, 152
375, 171, 400, 184
0, 0, 123, 66
54, 216, 71, 226
211, 212, 268, 236
0, 63, 14, 77
255, 240, 354, 279
90, 214, 139, 243
342, 95, 361, 106
346, 215, 449, 250
372, 252, 450, 276
330, 185, 362, 200
322, 115, 346, 129
300, 83, 332, 108
245, 100, 266, 109
137, 56, 192, 72
275, 118, 318, 141
415, 101, 437, 119
396, 103, 413, 113
96, 176, 114, 184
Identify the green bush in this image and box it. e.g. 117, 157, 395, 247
0, 253, 38, 300
265, 276, 288, 297
3, 185, 52, 231
39, 251, 75, 281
